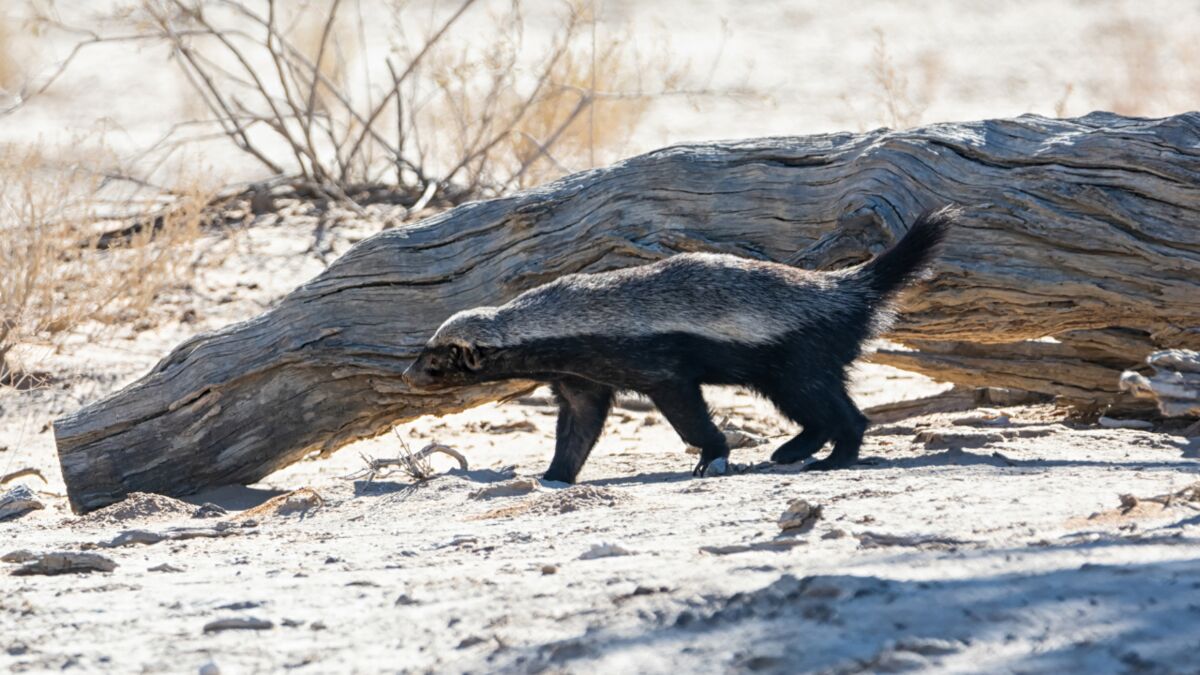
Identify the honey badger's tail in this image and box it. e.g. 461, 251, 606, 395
852, 206, 955, 300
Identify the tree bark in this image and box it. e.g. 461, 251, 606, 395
54, 112, 1200, 512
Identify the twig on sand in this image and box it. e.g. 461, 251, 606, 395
1, 468, 47, 486
344, 430, 468, 484
1119, 482, 1200, 514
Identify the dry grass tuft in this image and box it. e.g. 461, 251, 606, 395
16, 0, 712, 205
867, 29, 941, 130
395, 0, 690, 193
0, 143, 212, 385
508, 38, 657, 188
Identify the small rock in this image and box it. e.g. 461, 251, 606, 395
101, 529, 166, 548
821, 528, 849, 540
457, 636, 487, 649
952, 409, 1011, 427
479, 419, 537, 434
1098, 416, 1155, 430
894, 637, 962, 656
10, 551, 117, 576
703, 457, 729, 477
394, 594, 419, 606
469, 477, 540, 500
1, 549, 37, 563
198, 661, 221, 675
578, 542, 633, 560
215, 601, 263, 611
779, 499, 823, 533
310, 621, 327, 631
192, 503, 227, 519
540, 564, 558, 575
915, 429, 1005, 449
202, 617, 273, 633
0, 484, 44, 521
148, 563, 184, 573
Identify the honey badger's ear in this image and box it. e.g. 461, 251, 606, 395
463, 344, 483, 371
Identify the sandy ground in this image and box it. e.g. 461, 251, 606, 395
2, 210, 1199, 674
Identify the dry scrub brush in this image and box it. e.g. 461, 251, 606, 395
21, 0, 704, 206
0, 0, 713, 384
0, 143, 212, 386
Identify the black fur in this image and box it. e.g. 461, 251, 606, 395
404, 207, 954, 482
854, 206, 952, 300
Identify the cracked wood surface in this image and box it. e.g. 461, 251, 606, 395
55, 112, 1200, 512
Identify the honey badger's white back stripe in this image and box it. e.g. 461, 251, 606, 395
431, 253, 859, 348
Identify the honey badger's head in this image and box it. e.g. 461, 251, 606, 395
402, 307, 504, 390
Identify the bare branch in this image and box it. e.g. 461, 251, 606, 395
340, 0, 478, 177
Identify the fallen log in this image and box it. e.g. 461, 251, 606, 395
54, 111, 1200, 512
873, 327, 1162, 416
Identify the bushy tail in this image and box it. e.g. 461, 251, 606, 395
853, 206, 955, 299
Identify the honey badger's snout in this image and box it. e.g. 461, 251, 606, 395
402, 337, 489, 390
399, 362, 422, 388
401, 351, 440, 390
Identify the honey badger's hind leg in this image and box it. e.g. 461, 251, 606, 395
647, 382, 730, 477
772, 426, 832, 464
803, 388, 867, 472
763, 380, 832, 464
543, 376, 614, 484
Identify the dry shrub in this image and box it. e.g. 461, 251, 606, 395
22, 0, 704, 203
288, 0, 355, 118
0, 143, 210, 383
406, 0, 690, 192
508, 38, 658, 188
867, 29, 942, 130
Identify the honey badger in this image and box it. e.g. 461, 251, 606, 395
403, 207, 954, 482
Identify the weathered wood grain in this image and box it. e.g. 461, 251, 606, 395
54, 112, 1200, 512
872, 327, 1162, 414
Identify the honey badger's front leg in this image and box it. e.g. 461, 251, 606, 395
543, 377, 614, 483
647, 382, 730, 477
